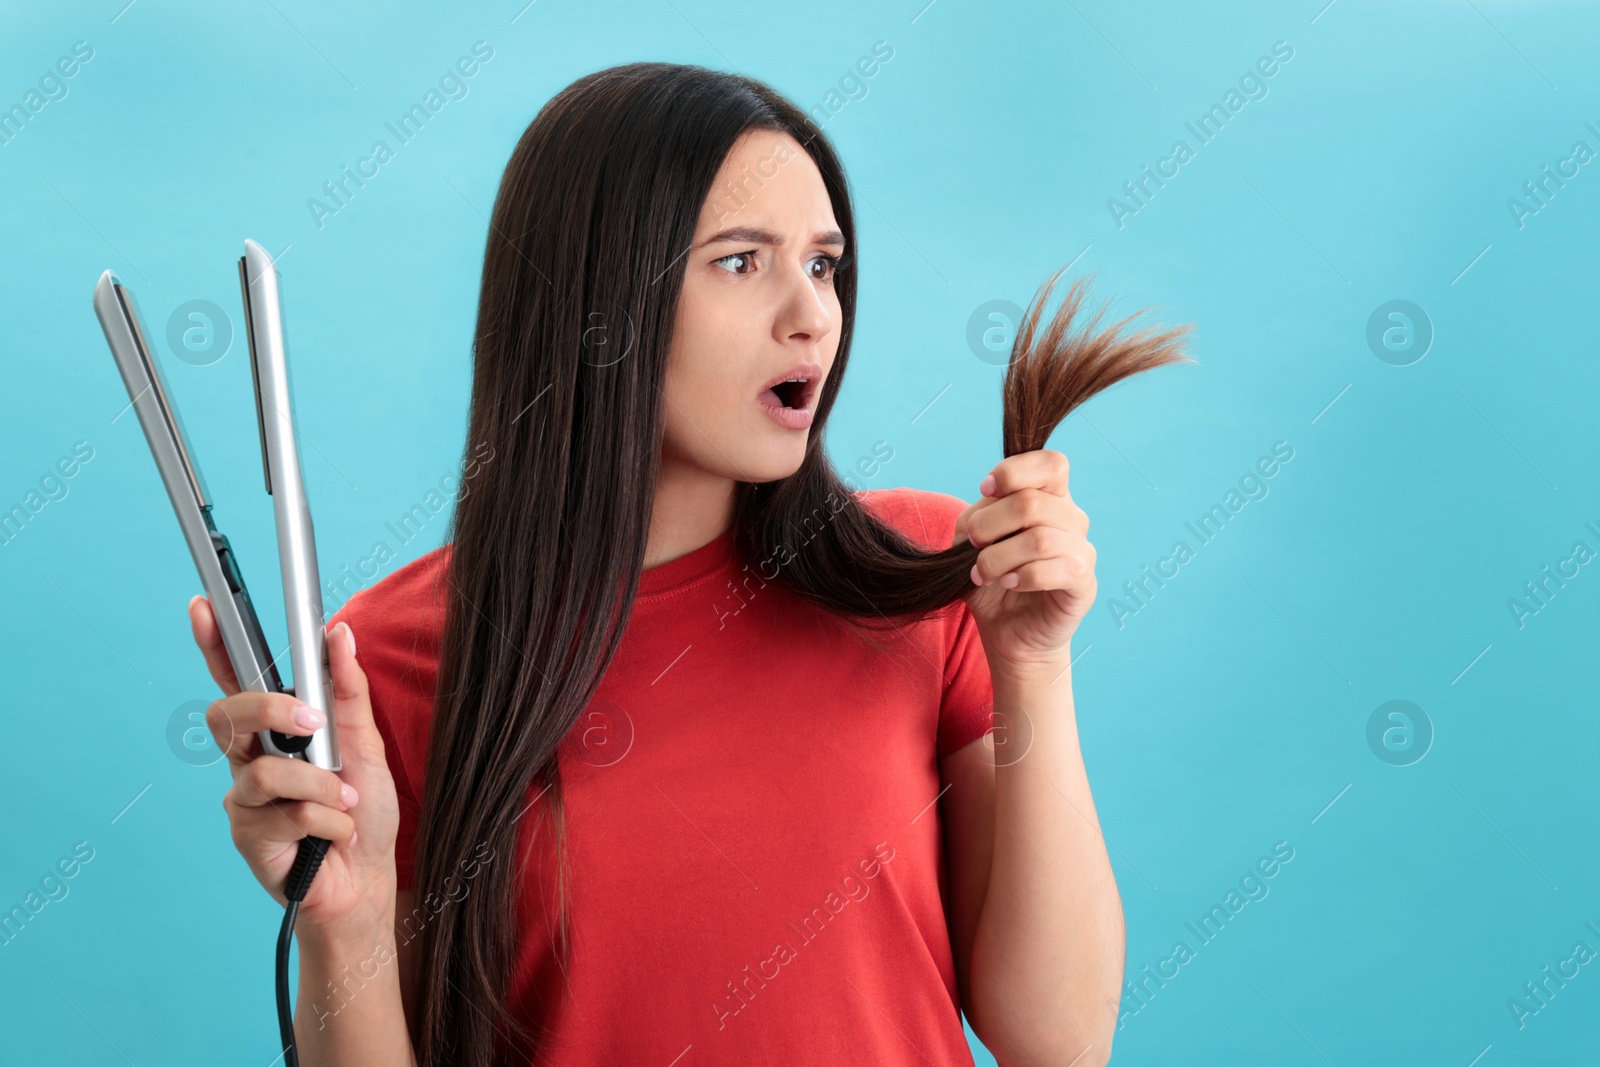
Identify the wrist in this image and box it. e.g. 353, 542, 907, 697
966, 627, 1081, 675
982, 642, 1075, 688
296, 923, 399, 992
295, 900, 397, 960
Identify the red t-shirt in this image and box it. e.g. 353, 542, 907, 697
327, 486, 995, 1064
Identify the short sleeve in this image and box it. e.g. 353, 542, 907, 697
327, 593, 422, 892
939, 599, 994, 759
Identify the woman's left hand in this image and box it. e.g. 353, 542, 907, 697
954, 449, 1096, 676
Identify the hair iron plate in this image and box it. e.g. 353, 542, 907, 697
93, 241, 340, 771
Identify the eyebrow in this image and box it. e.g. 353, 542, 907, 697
698, 226, 846, 250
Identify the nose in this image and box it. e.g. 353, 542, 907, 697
776, 259, 834, 343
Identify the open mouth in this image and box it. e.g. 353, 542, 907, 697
768, 378, 811, 408
757, 363, 823, 412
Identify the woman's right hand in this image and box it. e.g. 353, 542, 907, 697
188, 595, 401, 940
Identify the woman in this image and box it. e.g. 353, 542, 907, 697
191, 62, 1129, 1066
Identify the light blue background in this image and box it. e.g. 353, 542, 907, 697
3, 1, 1596, 1063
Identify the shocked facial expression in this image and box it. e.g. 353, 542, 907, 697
660, 129, 846, 485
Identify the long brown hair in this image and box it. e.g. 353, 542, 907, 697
413, 60, 1194, 1064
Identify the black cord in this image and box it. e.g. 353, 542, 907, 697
276, 835, 332, 1067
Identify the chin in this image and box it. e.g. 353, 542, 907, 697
740, 435, 811, 485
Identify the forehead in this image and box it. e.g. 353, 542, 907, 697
697, 130, 838, 234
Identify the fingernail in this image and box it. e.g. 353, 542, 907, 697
1001, 571, 1020, 588
970, 563, 984, 586
348, 828, 359, 848
293, 704, 326, 730
341, 622, 356, 658
340, 783, 359, 807
979, 474, 996, 497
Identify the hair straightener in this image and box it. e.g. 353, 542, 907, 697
94, 239, 338, 1067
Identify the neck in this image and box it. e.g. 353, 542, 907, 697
644, 454, 736, 569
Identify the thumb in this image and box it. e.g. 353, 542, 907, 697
953, 497, 985, 547
326, 620, 377, 739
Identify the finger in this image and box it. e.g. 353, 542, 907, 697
188, 594, 243, 697
970, 525, 1090, 587
952, 498, 983, 546
991, 556, 1098, 596
981, 449, 1071, 500
230, 752, 357, 811
966, 488, 1086, 549
207, 691, 323, 773
324, 620, 380, 747
232, 801, 358, 858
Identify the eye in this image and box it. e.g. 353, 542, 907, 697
809, 253, 843, 283
710, 250, 847, 282
712, 250, 756, 275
